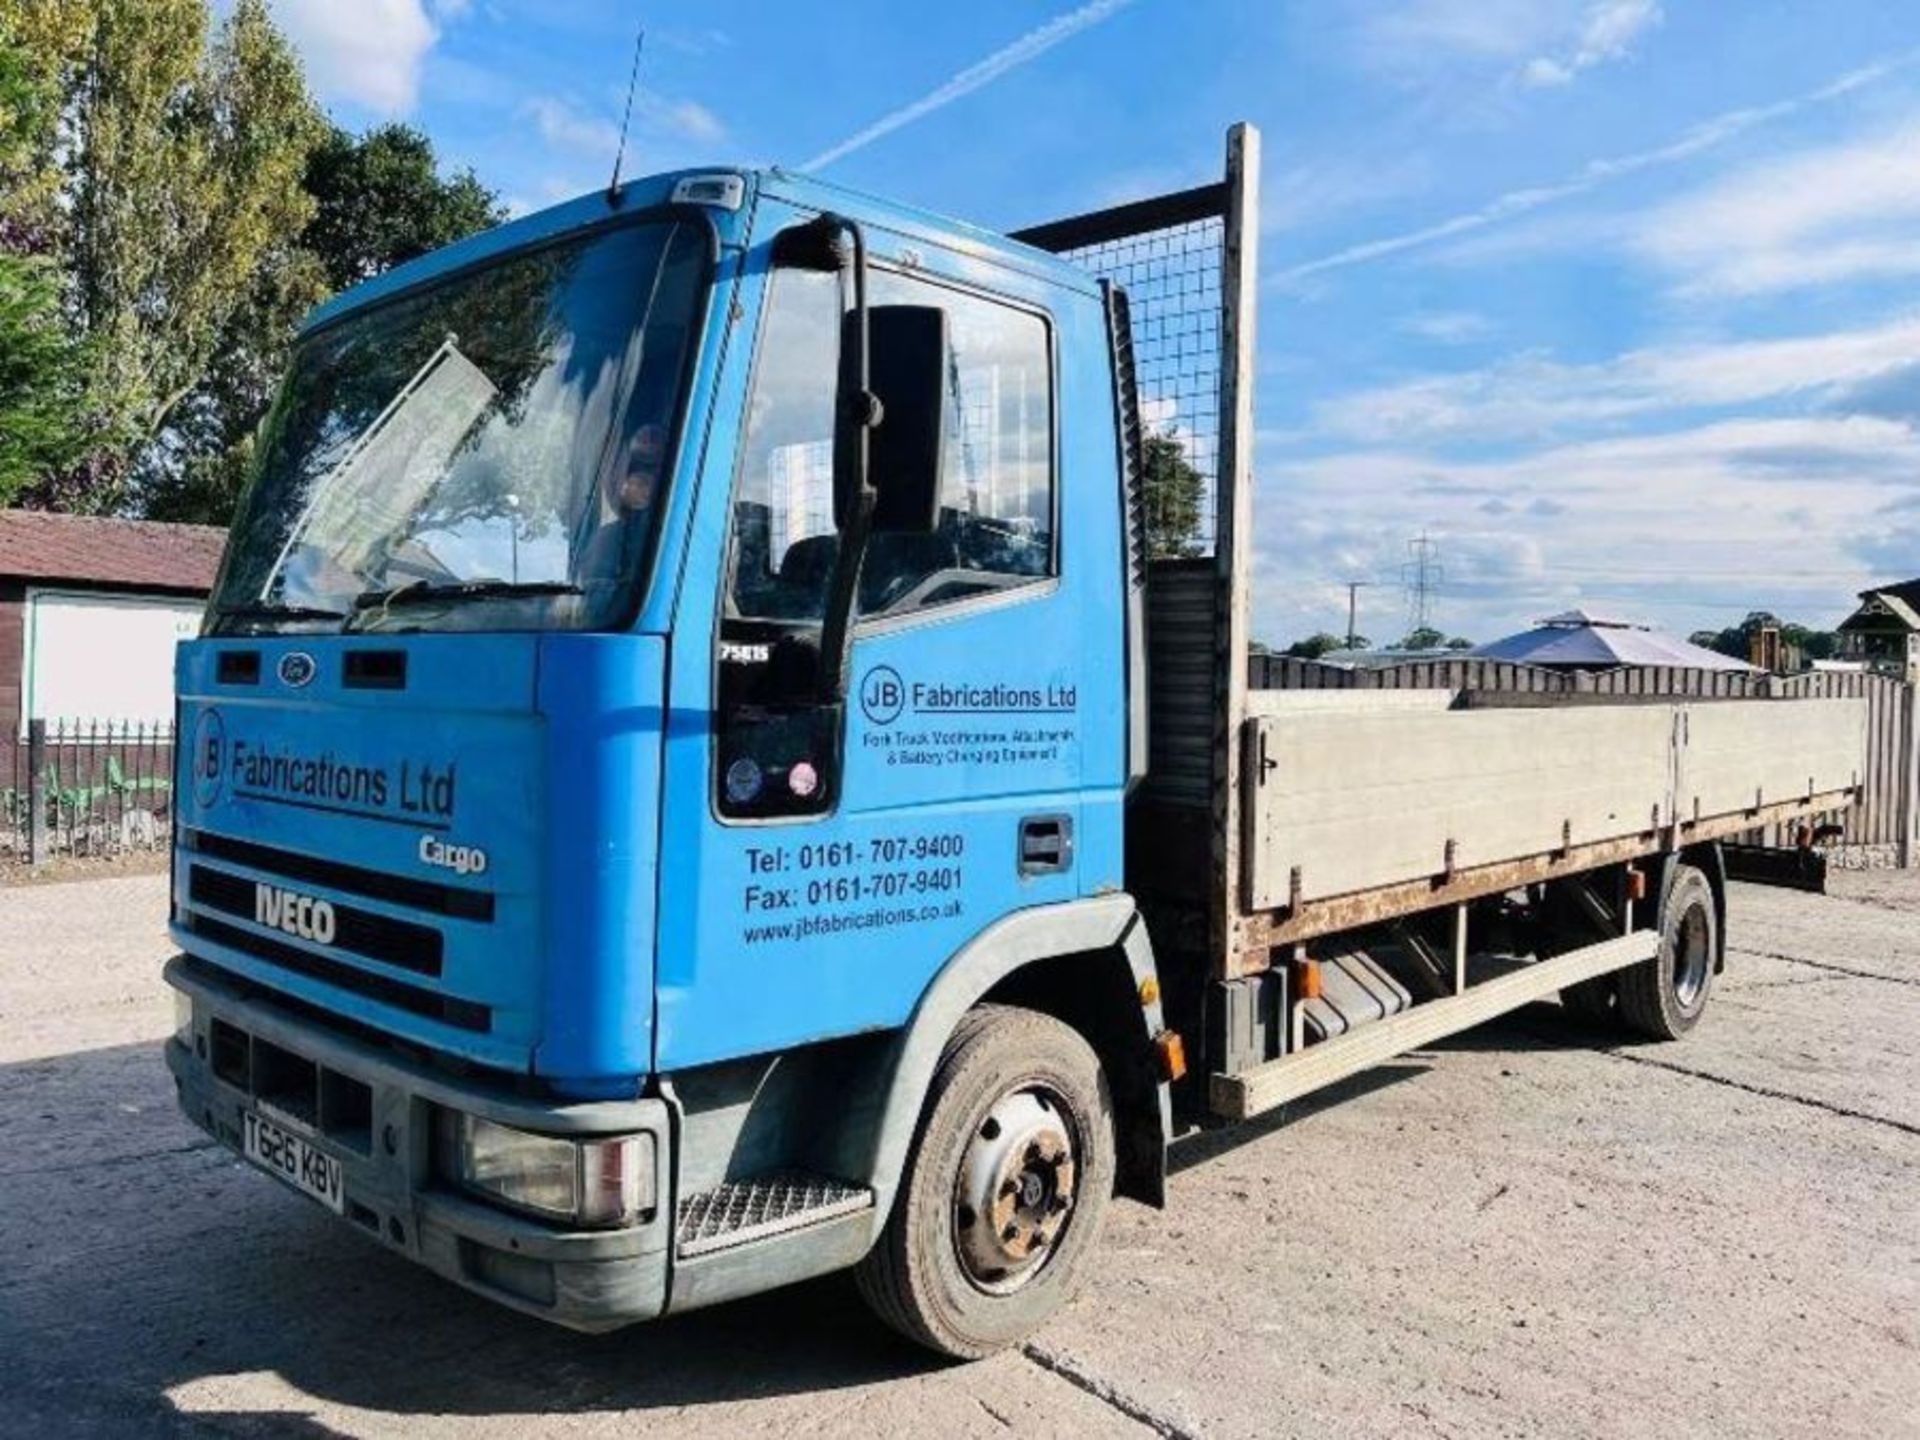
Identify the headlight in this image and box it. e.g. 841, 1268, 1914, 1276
442, 1113, 654, 1229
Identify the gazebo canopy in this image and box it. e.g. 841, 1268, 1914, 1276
1475, 610, 1755, 671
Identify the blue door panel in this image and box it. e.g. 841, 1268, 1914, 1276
652, 195, 1129, 1072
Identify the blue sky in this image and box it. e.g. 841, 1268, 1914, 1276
268, 0, 1920, 646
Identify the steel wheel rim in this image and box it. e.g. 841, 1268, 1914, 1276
952, 1085, 1079, 1295
1672, 903, 1711, 1008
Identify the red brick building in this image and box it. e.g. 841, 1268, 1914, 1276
0, 510, 228, 773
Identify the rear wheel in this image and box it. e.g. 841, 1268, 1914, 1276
1619, 864, 1718, 1040
1559, 973, 1620, 1025
855, 1003, 1114, 1359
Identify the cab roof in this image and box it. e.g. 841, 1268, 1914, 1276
300, 164, 1099, 337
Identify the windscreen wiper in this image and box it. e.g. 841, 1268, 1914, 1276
348, 577, 584, 616
216, 601, 348, 624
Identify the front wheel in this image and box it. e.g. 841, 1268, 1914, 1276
855, 1003, 1114, 1359
1619, 863, 1718, 1040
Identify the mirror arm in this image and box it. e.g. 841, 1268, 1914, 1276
817, 215, 880, 704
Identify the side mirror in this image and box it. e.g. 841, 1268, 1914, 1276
836, 305, 946, 535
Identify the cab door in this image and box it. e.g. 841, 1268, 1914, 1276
652, 197, 1125, 1070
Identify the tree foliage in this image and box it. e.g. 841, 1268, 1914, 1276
0, 13, 95, 502
303, 124, 503, 293
63, 0, 321, 513
1284, 632, 1346, 659
1141, 428, 1205, 559
1689, 611, 1838, 665
0, 253, 94, 501
141, 123, 506, 523
0, 1, 88, 248
1, 2, 506, 521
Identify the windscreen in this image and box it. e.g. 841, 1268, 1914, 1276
208, 219, 707, 635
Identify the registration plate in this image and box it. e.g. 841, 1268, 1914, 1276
242, 1110, 345, 1214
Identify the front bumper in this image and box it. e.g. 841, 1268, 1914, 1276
164, 955, 671, 1332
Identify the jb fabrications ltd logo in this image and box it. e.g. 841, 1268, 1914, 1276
858, 665, 1076, 729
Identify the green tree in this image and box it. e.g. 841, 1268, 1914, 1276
0, 15, 100, 503
1445, 635, 1474, 651
1285, 632, 1346, 659
60, 0, 322, 512
1142, 428, 1204, 559
142, 122, 505, 523
0, 253, 94, 501
1691, 612, 1838, 666
1404, 625, 1445, 649
0, 1, 89, 246
302, 124, 502, 292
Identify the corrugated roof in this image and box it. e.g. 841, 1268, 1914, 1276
1475, 617, 1755, 671
0, 510, 227, 592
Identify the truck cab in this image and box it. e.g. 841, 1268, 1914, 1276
167, 160, 1164, 1350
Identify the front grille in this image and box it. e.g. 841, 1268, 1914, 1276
188, 865, 443, 976
207, 1018, 374, 1152
183, 913, 490, 1032
182, 829, 494, 922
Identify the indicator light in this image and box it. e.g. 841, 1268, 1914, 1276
788, 761, 820, 799
725, 757, 763, 804
1153, 1029, 1187, 1082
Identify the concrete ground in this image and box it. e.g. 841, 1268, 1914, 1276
2, 872, 1916, 1439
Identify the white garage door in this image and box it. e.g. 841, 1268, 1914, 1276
23, 590, 203, 733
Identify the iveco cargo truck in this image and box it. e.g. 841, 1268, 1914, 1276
165, 125, 1866, 1358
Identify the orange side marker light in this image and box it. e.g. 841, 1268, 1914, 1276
1153, 1029, 1187, 1083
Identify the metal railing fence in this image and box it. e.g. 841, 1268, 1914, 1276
3, 719, 175, 865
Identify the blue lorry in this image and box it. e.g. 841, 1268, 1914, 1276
164, 124, 1866, 1357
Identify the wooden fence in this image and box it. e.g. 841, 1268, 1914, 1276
3, 719, 175, 866
1251, 655, 1918, 865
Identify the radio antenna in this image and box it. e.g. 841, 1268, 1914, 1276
607, 22, 646, 204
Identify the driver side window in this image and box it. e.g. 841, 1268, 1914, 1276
725, 265, 1055, 626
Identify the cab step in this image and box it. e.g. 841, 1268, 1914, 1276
676, 1171, 874, 1258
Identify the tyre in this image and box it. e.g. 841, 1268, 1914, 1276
855, 1003, 1114, 1359
1559, 973, 1620, 1025
1618, 863, 1718, 1041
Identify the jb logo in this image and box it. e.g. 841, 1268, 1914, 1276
860, 665, 905, 727
192, 708, 226, 807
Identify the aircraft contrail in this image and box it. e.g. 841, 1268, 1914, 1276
802, 0, 1140, 172
1276, 49, 1920, 286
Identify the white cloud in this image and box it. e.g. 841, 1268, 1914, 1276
1520, 1, 1662, 88
1253, 413, 1917, 641
1355, 0, 1656, 89
1359, 0, 1573, 72
1401, 310, 1493, 344
1317, 315, 1920, 445
522, 92, 726, 167
639, 94, 725, 144
803, 0, 1140, 171
269, 0, 437, 115
1636, 119, 1920, 295
1274, 50, 1920, 286
523, 98, 620, 156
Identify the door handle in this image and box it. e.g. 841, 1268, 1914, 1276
1018, 814, 1074, 876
